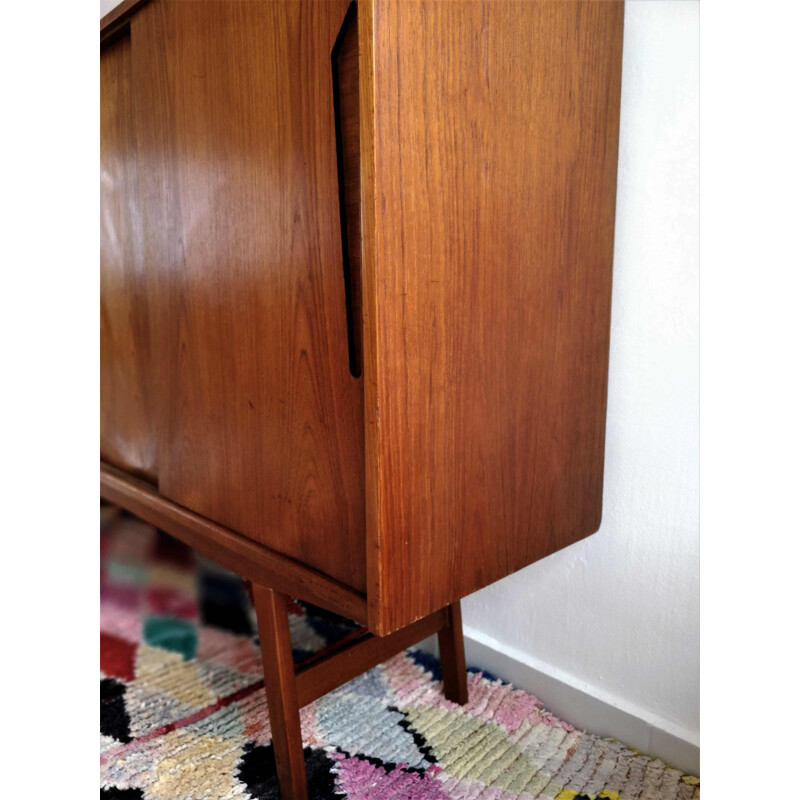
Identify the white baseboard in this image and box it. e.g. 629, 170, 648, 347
414, 628, 699, 777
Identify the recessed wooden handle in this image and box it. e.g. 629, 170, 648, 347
332, 2, 362, 379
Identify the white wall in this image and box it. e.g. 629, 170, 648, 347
100, 0, 119, 18
462, 0, 699, 755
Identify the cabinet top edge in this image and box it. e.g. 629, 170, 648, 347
101, 0, 150, 46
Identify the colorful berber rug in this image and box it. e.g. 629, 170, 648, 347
100, 507, 700, 800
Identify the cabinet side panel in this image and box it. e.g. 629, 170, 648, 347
371, 0, 624, 632
127, 0, 367, 591
100, 32, 158, 482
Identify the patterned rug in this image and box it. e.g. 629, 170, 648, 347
100, 507, 700, 800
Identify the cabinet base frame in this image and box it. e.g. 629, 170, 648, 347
252, 585, 469, 800
100, 462, 368, 623
100, 465, 470, 800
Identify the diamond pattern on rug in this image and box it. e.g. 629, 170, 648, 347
100, 507, 699, 800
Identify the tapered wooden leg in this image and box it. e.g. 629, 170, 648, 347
437, 600, 469, 704
252, 584, 308, 800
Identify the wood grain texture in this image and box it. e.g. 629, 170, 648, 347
101, 0, 367, 590
100, 462, 368, 624
252, 585, 308, 800
100, 31, 158, 482
101, 0, 624, 638
357, 0, 383, 631
366, 0, 624, 633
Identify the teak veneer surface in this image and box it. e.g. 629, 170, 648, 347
101, 32, 158, 483
364, 0, 624, 632
101, 0, 624, 636
100, 0, 367, 592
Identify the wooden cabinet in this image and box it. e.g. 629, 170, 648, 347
101, 0, 624, 637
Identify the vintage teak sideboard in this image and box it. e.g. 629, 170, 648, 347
100, 0, 624, 796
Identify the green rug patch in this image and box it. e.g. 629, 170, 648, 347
143, 616, 197, 661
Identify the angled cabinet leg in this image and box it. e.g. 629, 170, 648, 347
252, 584, 308, 800
437, 600, 469, 705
